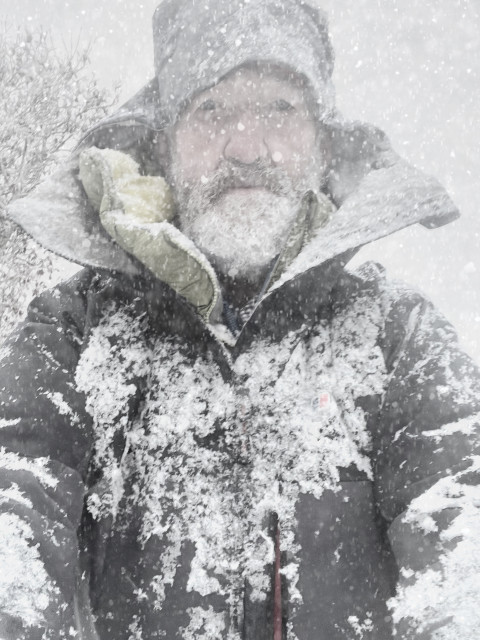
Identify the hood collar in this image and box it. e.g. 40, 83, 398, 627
6, 79, 459, 290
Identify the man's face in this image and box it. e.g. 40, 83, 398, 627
168, 66, 326, 284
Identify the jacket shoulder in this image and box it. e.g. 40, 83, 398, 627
22, 267, 97, 330
346, 260, 463, 371
348, 260, 429, 304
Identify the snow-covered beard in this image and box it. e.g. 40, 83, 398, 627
172, 160, 314, 282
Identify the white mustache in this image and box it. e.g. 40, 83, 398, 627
199, 160, 294, 203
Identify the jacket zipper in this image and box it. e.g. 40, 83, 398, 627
274, 521, 282, 640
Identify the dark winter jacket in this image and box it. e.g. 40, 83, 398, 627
3, 48, 480, 636
1, 249, 480, 640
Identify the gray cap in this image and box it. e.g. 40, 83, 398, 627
152, 0, 336, 125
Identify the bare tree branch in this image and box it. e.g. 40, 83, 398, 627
0, 25, 116, 340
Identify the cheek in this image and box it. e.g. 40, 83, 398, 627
174, 126, 226, 181
268, 122, 319, 179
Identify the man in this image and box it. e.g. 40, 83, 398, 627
2, 1, 480, 639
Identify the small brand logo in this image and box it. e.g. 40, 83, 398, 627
318, 391, 331, 409
310, 390, 332, 412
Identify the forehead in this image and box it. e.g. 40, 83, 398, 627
185, 64, 316, 111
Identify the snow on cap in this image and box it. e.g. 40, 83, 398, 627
152, 0, 336, 124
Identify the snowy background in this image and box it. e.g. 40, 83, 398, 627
6, 0, 480, 361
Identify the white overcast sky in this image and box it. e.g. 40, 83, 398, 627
6, 0, 480, 360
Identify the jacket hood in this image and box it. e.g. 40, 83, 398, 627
6, 83, 459, 288
151, 0, 335, 125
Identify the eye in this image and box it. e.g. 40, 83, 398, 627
198, 99, 217, 112
194, 99, 228, 124
272, 99, 295, 112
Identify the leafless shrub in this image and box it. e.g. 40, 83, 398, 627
0, 26, 114, 340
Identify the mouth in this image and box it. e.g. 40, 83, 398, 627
223, 186, 267, 193
211, 185, 271, 206
218, 186, 276, 202
222, 174, 272, 188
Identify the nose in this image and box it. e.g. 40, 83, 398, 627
223, 113, 269, 164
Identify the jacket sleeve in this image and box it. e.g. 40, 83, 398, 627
374, 282, 480, 639
0, 271, 95, 639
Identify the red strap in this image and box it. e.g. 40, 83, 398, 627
273, 523, 282, 640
